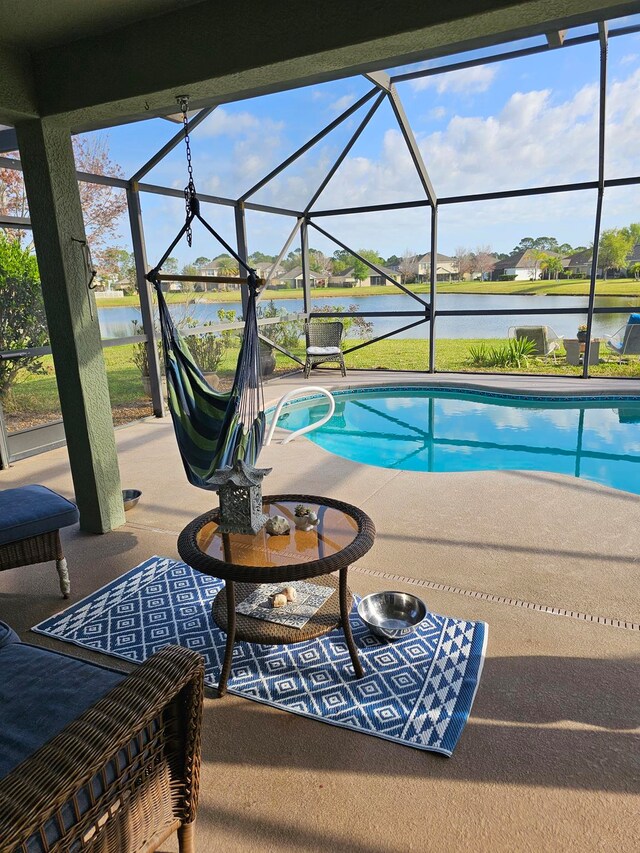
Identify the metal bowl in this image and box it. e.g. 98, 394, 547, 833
122, 489, 142, 511
357, 591, 427, 642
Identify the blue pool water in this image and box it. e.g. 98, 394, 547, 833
274, 387, 640, 495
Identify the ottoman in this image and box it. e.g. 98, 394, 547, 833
0, 485, 79, 597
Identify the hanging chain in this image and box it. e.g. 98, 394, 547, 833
178, 95, 196, 247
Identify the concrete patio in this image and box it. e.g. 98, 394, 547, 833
1, 371, 639, 852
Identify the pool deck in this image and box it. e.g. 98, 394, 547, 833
1, 371, 639, 852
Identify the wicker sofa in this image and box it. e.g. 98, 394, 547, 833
0, 623, 204, 853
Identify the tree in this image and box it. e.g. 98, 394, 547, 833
351, 249, 384, 283
512, 236, 565, 255
0, 135, 128, 400
193, 256, 211, 267
598, 228, 634, 279
474, 245, 495, 280
454, 246, 474, 280
217, 256, 239, 277
511, 237, 536, 254
163, 257, 179, 273
386, 254, 401, 267
629, 262, 640, 281
528, 248, 548, 281
179, 263, 198, 292
398, 249, 418, 284
282, 249, 302, 272
331, 249, 353, 273
541, 255, 564, 280
308, 249, 332, 279
621, 222, 640, 246
99, 247, 136, 290
1, 136, 128, 260
249, 251, 277, 264
0, 233, 47, 400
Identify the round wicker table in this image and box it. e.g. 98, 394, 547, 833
178, 494, 376, 695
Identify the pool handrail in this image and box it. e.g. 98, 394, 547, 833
264, 386, 335, 446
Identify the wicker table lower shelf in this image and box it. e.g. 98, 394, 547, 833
212, 575, 350, 646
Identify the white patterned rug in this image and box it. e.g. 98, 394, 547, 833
33, 556, 488, 756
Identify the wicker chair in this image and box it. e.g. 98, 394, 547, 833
0, 645, 204, 853
304, 321, 346, 378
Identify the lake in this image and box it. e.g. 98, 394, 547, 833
98, 293, 640, 341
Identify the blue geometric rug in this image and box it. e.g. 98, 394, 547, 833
33, 556, 488, 757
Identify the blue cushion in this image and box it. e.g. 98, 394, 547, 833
0, 485, 78, 546
0, 620, 20, 649
0, 641, 124, 779
628, 313, 640, 324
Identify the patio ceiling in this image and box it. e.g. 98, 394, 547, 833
0, 0, 637, 130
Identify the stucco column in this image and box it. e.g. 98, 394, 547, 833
15, 119, 125, 533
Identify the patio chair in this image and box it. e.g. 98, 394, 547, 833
304, 320, 346, 378
605, 316, 640, 361
509, 325, 563, 360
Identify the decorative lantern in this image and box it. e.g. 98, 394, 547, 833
209, 460, 272, 535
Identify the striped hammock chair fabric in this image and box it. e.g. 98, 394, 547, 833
153, 278, 265, 490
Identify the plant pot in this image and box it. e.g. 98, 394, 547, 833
202, 371, 221, 391
260, 347, 276, 377
142, 374, 167, 398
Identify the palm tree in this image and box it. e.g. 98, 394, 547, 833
541, 255, 564, 281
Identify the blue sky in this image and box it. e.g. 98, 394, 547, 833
83, 16, 640, 267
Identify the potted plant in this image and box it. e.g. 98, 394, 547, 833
293, 504, 319, 531
577, 324, 588, 343
260, 339, 276, 377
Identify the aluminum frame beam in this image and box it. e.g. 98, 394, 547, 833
583, 22, 608, 378
130, 107, 216, 183
127, 186, 165, 417
310, 220, 430, 307
239, 87, 378, 202
387, 83, 437, 206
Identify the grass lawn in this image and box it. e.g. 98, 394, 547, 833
4, 336, 639, 432
95, 278, 640, 308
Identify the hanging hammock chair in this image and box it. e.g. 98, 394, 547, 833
145, 103, 266, 490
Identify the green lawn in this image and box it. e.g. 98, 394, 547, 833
95, 277, 640, 308
4, 336, 639, 432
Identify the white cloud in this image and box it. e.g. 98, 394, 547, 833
146, 68, 640, 261
410, 65, 497, 94
429, 106, 447, 120
330, 94, 357, 112
200, 108, 284, 138
620, 53, 639, 64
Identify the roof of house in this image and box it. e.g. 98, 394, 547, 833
492, 248, 561, 271
417, 252, 456, 263
332, 264, 399, 279
279, 266, 324, 280
565, 248, 593, 268
626, 242, 640, 264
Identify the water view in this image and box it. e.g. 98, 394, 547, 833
98, 293, 640, 341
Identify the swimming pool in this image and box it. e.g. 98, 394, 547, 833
272, 386, 640, 495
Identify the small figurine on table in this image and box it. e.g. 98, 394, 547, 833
294, 504, 319, 531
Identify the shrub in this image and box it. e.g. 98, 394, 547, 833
309, 304, 373, 340
257, 300, 304, 351
130, 319, 163, 377
498, 274, 517, 281
187, 323, 226, 373
468, 337, 537, 369
0, 234, 48, 400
